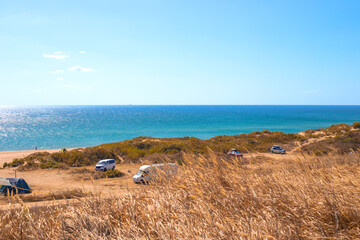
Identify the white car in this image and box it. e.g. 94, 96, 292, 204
270, 145, 286, 154
95, 159, 116, 171
133, 163, 178, 184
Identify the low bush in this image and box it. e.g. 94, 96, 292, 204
9, 158, 24, 167
353, 121, 360, 129
17, 188, 87, 203
92, 171, 107, 179
70, 168, 124, 179
301, 129, 360, 154
326, 123, 351, 135
40, 160, 59, 169
70, 168, 94, 175
17, 160, 40, 171
105, 169, 125, 178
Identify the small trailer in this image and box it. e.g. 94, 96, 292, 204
133, 163, 178, 184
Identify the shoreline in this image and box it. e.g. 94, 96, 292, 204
1, 106, 359, 154
0, 147, 79, 153
0, 148, 75, 166
0, 122, 357, 165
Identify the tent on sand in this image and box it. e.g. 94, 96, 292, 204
0, 178, 32, 195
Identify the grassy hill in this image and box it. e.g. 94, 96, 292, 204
4, 122, 360, 170
1, 123, 360, 238
1, 152, 359, 239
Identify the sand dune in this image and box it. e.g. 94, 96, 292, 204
0, 149, 72, 166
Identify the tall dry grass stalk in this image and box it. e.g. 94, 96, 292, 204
1, 152, 359, 239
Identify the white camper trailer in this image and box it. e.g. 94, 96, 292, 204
133, 163, 178, 184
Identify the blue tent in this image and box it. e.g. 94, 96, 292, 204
0, 178, 32, 195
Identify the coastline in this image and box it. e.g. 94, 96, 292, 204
0, 121, 357, 165
0, 122, 360, 164
0, 148, 75, 166
1, 105, 360, 152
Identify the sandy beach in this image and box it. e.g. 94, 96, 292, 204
0, 149, 72, 167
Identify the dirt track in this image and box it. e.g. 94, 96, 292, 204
0, 149, 298, 209
0, 149, 144, 208
0, 163, 142, 209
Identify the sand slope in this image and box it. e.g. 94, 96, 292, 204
0, 149, 73, 166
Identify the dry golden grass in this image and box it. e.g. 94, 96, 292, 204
0, 152, 359, 239
17, 188, 87, 203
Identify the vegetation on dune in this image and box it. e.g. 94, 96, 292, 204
0, 152, 359, 239
100, 130, 303, 160
301, 134, 360, 155
4, 147, 118, 170
3, 123, 360, 169
69, 168, 125, 180
352, 121, 360, 129
11, 188, 87, 203
5, 131, 303, 169
104, 169, 125, 178
206, 130, 302, 153
301, 123, 360, 155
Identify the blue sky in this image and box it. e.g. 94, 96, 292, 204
0, 0, 359, 105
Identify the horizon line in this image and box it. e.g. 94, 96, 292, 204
1, 104, 360, 107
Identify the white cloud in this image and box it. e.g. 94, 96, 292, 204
56, 77, 64, 81
52, 69, 64, 74
43, 52, 69, 60
79, 51, 87, 54
54, 51, 62, 54
68, 65, 95, 72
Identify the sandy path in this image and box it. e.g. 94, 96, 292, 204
0, 149, 301, 209
0, 157, 143, 208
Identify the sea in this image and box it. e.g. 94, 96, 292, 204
0, 105, 359, 151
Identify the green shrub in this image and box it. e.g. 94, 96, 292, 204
105, 169, 125, 178
326, 123, 351, 134
177, 158, 184, 166
352, 122, 360, 129
58, 163, 69, 170
17, 159, 40, 171
3, 162, 8, 168
40, 160, 59, 169
10, 158, 24, 167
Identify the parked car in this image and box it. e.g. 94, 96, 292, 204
95, 159, 116, 171
227, 148, 243, 157
270, 145, 286, 154
133, 163, 178, 184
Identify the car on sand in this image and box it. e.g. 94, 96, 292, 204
227, 148, 243, 157
270, 145, 286, 154
95, 159, 116, 171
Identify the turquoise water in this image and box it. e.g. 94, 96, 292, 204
0, 105, 359, 151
